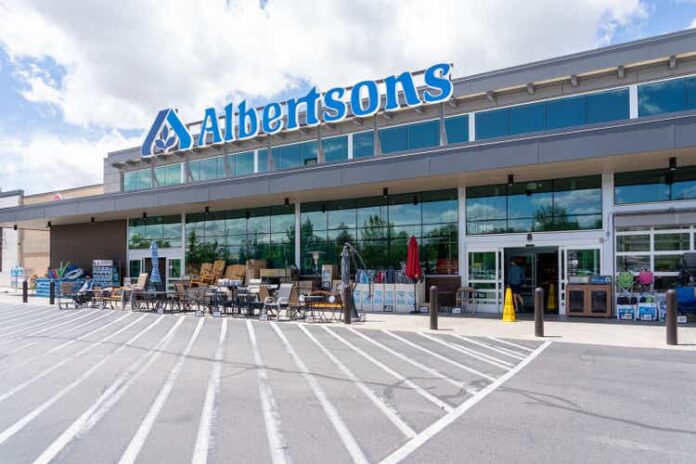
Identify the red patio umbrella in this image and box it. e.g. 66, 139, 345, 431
405, 236, 421, 312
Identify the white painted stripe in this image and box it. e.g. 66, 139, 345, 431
0, 311, 114, 361
356, 328, 494, 385
455, 335, 525, 360
192, 319, 228, 464
246, 320, 292, 464
0, 309, 102, 347
0, 315, 164, 445
298, 324, 416, 439
119, 318, 206, 464
271, 323, 369, 464
379, 341, 552, 464
0, 313, 145, 404
486, 336, 535, 353
0, 310, 79, 339
418, 333, 513, 369
0, 308, 71, 331
324, 327, 453, 413
34, 316, 187, 464
0, 308, 50, 325
1, 312, 131, 374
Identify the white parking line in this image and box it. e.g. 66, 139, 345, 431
0, 308, 71, 332
0, 313, 146, 404
418, 333, 513, 370
33, 316, 187, 464
192, 319, 228, 464
0, 307, 51, 325
298, 324, 416, 439
0, 310, 80, 339
0, 310, 103, 350
1, 312, 131, 374
485, 336, 535, 353
246, 321, 292, 464
272, 322, 369, 464
455, 336, 526, 361
0, 315, 165, 445
324, 327, 453, 413
119, 318, 205, 464
379, 341, 552, 464
0, 311, 114, 361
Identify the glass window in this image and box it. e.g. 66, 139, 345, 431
654, 233, 690, 251
509, 102, 546, 135
638, 78, 686, 117
272, 141, 318, 170
444, 115, 469, 144
614, 170, 671, 204
155, 164, 182, 187
230, 151, 254, 176
322, 136, 348, 163
546, 95, 585, 130
468, 252, 497, 280
129, 215, 182, 249
617, 235, 650, 252
168, 259, 182, 279
671, 166, 696, 200
616, 254, 650, 272
654, 255, 682, 272
476, 109, 509, 140
123, 169, 152, 192
129, 260, 141, 279
586, 89, 629, 124
570, 249, 600, 276
352, 131, 374, 158
190, 157, 225, 182
379, 120, 439, 154
257, 149, 268, 173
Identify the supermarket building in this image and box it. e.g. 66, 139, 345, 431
3, 30, 696, 314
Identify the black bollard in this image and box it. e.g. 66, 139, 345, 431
22, 280, 28, 303
343, 287, 352, 325
666, 289, 678, 346
429, 285, 438, 330
534, 287, 544, 337
49, 281, 56, 305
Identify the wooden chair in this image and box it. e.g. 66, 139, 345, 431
103, 287, 123, 309
130, 273, 150, 310
262, 283, 294, 319
211, 260, 226, 282
198, 263, 214, 285
174, 283, 193, 312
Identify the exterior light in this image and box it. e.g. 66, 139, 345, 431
507, 174, 514, 187
91, 217, 95, 223
47, 221, 51, 228
383, 187, 389, 199
527, 233, 533, 242
669, 157, 677, 171
13, 225, 17, 231
284, 197, 290, 207
321, 203, 326, 214
205, 206, 210, 214
142, 212, 147, 219
413, 195, 418, 205
245, 210, 250, 220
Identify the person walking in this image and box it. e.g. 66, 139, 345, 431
507, 259, 525, 312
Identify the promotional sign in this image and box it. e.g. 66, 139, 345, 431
141, 63, 454, 157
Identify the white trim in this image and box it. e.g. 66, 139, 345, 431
629, 84, 639, 119
294, 202, 301, 268
468, 112, 476, 142
253, 149, 259, 173
347, 133, 354, 159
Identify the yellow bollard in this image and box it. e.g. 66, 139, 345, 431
502, 287, 516, 322
546, 283, 557, 311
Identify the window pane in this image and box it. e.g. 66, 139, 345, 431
614, 170, 670, 204
638, 79, 685, 116
654, 233, 690, 251
379, 125, 408, 154
617, 235, 650, 252
554, 188, 601, 215
422, 199, 457, 224
301, 141, 319, 165
476, 109, 509, 140
586, 89, 629, 123
468, 252, 496, 280
571, 249, 600, 275
686, 76, 696, 110
257, 149, 268, 172
124, 169, 152, 192
168, 259, 181, 279
322, 136, 348, 163
155, 164, 181, 186
352, 132, 374, 158
509, 102, 546, 135
466, 196, 506, 222
232, 151, 254, 176
616, 255, 650, 272
407, 120, 439, 150
444, 115, 469, 143
654, 255, 682, 272
328, 208, 356, 230
129, 260, 141, 279
547, 95, 585, 130
467, 220, 507, 235
671, 166, 696, 200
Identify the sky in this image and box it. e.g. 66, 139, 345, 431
0, 0, 695, 195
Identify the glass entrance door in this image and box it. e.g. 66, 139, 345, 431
467, 248, 504, 313
560, 247, 601, 315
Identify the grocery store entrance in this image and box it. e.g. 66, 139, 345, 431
504, 247, 559, 314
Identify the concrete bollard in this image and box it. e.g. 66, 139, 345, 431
666, 289, 678, 346
49, 281, 56, 305
534, 287, 544, 338
429, 285, 438, 330
22, 280, 28, 303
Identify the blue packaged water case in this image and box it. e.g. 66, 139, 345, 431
638, 294, 658, 321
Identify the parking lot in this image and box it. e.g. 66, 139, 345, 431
0, 303, 546, 463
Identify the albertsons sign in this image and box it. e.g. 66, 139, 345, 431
141, 63, 453, 157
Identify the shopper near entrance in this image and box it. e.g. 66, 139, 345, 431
508, 259, 525, 312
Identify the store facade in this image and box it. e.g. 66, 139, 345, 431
4, 30, 696, 315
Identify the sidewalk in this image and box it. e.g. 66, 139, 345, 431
356, 312, 696, 351
0, 292, 693, 351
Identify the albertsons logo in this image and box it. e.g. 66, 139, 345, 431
140, 108, 193, 157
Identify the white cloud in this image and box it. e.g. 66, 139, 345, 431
691, 17, 696, 28
0, 131, 141, 194
0, 0, 648, 131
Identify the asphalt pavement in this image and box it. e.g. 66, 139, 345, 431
0, 303, 693, 463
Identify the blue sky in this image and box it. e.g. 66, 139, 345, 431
0, 0, 695, 194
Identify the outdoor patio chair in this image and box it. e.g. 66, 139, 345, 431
308, 290, 343, 322
211, 259, 226, 282
130, 273, 150, 310
102, 287, 123, 309
174, 283, 193, 312
262, 282, 295, 319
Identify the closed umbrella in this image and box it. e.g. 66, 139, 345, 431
150, 241, 162, 290
405, 236, 421, 313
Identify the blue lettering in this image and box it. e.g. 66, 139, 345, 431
262, 102, 283, 134
350, 80, 379, 117
198, 107, 222, 146
384, 71, 421, 111
286, 87, 321, 131
322, 87, 347, 123
422, 63, 454, 103
238, 100, 259, 140
224, 102, 235, 141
